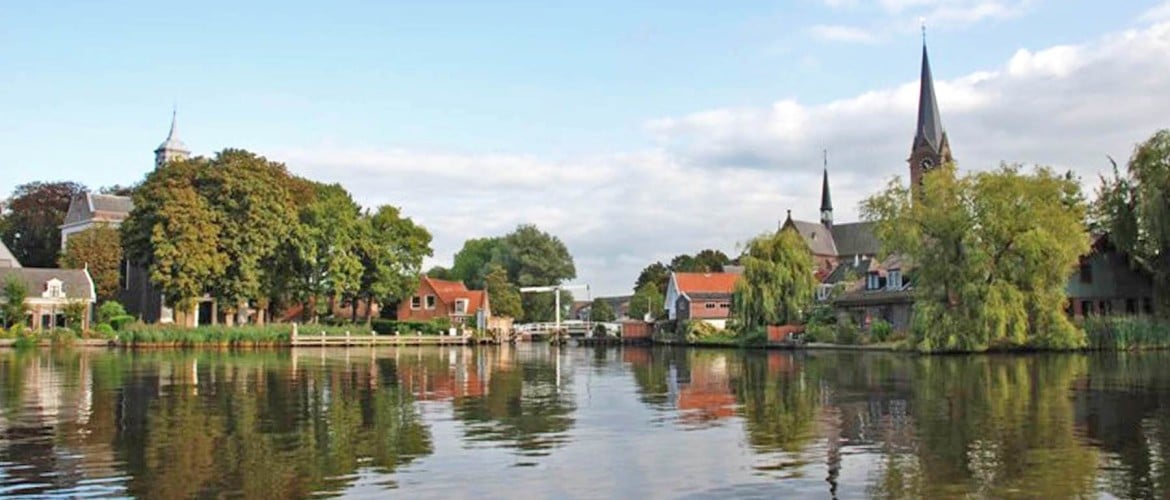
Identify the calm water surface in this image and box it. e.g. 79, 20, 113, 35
1, 345, 1169, 498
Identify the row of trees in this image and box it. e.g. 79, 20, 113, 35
122, 149, 433, 323
429, 224, 576, 322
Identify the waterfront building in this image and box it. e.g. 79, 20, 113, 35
0, 240, 96, 331
663, 271, 741, 329
397, 275, 492, 328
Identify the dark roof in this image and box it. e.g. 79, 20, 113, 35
0, 241, 20, 268
822, 257, 873, 285
830, 221, 880, 257
62, 192, 133, 226
820, 168, 833, 212
0, 267, 95, 302
786, 219, 838, 256
914, 43, 946, 154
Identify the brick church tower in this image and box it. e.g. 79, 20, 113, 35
908, 40, 953, 188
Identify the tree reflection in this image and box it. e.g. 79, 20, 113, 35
452, 347, 576, 456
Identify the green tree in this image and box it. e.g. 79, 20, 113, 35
628, 282, 665, 321
669, 254, 698, 272
634, 261, 671, 294
356, 205, 433, 321
483, 263, 521, 318
425, 266, 454, 280
732, 228, 815, 328
122, 158, 226, 315
295, 182, 364, 321
692, 249, 731, 272
1, 181, 86, 267
201, 150, 299, 322
862, 163, 1089, 352
589, 297, 616, 322
1095, 130, 1170, 317
59, 224, 124, 302
498, 224, 576, 322
1, 276, 29, 328
450, 237, 503, 289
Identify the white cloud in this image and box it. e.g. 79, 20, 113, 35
276, 19, 1170, 297
1142, 1, 1170, 22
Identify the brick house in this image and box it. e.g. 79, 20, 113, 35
397, 276, 490, 327
664, 271, 742, 329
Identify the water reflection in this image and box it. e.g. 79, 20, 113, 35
3, 347, 1170, 497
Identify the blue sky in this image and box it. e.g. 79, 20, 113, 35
4, 0, 1170, 295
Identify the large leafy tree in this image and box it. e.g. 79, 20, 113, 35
628, 282, 666, 321
122, 158, 226, 313
863, 163, 1089, 352
356, 205, 433, 321
497, 224, 576, 322
294, 182, 364, 321
732, 228, 815, 328
1095, 130, 1170, 317
201, 150, 299, 321
483, 263, 522, 318
59, 225, 123, 302
634, 262, 670, 294
589, 297, 616, 322
450, 237, 502, 289
1, 181, 86, 267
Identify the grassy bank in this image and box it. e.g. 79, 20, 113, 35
1083, 316, 1170, 350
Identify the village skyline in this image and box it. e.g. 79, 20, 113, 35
4, 1, 1170, 296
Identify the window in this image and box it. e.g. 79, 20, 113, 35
704, 302, 716, 309
817, 284, 832, 301
719, 303, 730, 309
1081, 300, 1093, 316
866, 273, 881, 291
425, 295, 437, 309
1126, 298, 1137, 314
43, 279, 64, 299
410, 296, 421, 310
887, 269, 902, 290
1079, 263, 1092, 284
455, 298, 469, 314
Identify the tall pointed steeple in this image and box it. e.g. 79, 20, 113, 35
154, 108, 191, 169
908, 31, 952, 188
820, 150, 833, 228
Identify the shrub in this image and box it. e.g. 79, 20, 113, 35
94, 323, 116, 339
98, 301, 127, 323
870, 319, 893, 343
835, 317, 862, 345
804, 322, 834, 343
1083, 315, 1170, 350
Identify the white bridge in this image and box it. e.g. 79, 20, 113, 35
514, 320, 620, 338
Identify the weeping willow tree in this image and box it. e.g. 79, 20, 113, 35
732, 228, 816, 328
862, 163, 1089, 352
1095, 130, 1170, 318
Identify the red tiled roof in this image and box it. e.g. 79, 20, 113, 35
422, 276, 487, 314
674, 272, 741, 295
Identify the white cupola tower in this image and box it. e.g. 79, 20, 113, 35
154, 109, 191, 169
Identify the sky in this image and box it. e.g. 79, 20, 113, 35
4, 0, 1170, 296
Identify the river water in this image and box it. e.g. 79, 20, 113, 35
0, 345, 1168, 499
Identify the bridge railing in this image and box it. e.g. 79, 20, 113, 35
513, 320, 621, 338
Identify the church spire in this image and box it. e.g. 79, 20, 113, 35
820, 150, 833, 228
908, 30, 952, 189
154, 108, 191, 169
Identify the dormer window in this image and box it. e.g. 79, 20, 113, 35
817, 284, 833, 301
887, 269, 902, 290
866, 273, 881, 291
43, 279, 64, 299
455, 298, 469, 314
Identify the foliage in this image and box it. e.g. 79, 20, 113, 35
1082, 315, 1170, 350
482, 263, 521, 319
834, 316, 862, 345
98, 300, 127, 324
628, 282, 666, 321
59, 224, 124, 301
863, 163, 1090, 352
94, 323, 116, 339
0, 181, 86, 267
291, 182, 364, 320
1, 276, 29, 329
357, 205, 433, 320
450, 237, 503, 289
634, 262, 670, 294
122, 157, 226, 312
671, 249, 730, 273
1094, 130, 1170, 318
732, 228, 816, 328
118, 325, 293, 346
424, 266, 454, 280
870, 318, 893, 343
63, 300, 88, 333
589, 297, 616, 322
